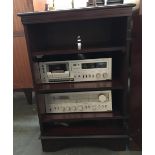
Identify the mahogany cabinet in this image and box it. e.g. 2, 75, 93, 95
18, 4, 142, 151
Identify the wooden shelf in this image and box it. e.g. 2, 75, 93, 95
40, 134, 129, 151
42, 126, 127, 136
35, 80, 123, 93
32, 46, 125, 56
41, 112, 128, 136
40, 112, 127, 122
41, 135, 129, 139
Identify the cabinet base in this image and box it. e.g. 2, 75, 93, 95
41, 136, 129, 152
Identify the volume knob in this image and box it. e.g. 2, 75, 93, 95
98, 94, 106, 102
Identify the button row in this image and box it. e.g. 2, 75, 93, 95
48, 104, 109, 113
74, 73, 108, 79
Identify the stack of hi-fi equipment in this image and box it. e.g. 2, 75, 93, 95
37, 58, 112, 113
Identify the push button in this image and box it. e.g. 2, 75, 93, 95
103, 73, 108, 79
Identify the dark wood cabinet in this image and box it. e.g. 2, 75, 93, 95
18, 4, 141, 151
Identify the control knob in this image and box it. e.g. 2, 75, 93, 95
96, 73, 101, 78
77, 105, 83, 111
98, 94, 107, 102
71, 106, 76, 112
66, 106, 70, 111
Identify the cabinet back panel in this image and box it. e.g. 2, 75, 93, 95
42, 119, 127, 136
27, 17, 127, 52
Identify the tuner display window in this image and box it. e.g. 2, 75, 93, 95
82, 62, 107, 69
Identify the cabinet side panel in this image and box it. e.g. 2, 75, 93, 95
129, 12, 142, 150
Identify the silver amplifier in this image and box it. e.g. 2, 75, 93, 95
45, 90, 112, 113
39, 58, 112, 83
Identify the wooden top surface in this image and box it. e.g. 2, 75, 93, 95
18, 4, 135, 16
17, 3, 136, 24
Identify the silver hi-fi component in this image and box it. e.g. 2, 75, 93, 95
38, 58, 112, 83
45, 90, 112, 113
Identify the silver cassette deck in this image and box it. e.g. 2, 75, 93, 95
39, 58, 112, 83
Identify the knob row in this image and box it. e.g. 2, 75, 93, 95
48, 104, 110, 113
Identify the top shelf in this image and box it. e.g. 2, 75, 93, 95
32, 46, 126, 56
40, 111, 128, 122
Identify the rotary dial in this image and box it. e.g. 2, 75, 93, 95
96, 73, 101, 78
98, 94, 107, 102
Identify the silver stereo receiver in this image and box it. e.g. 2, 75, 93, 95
45, 90, 112, 113
39, 58, 112, 83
